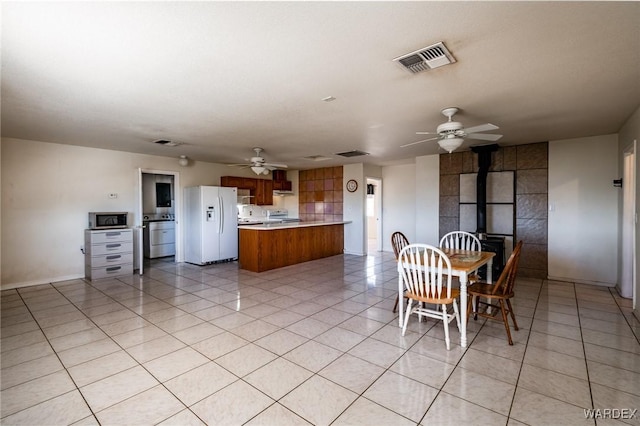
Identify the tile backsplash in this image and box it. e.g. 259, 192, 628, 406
298, 166, 343, 222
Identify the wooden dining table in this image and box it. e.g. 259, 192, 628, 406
397, 248, 495, 348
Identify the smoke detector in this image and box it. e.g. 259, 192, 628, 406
393, 41, 456, 74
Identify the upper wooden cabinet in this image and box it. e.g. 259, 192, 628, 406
221, 176, 257, 190
273, 180, 292, 191
271, 170, 292, 191
220, 176, 243, 188
221, 176, 273, 205
272, 170, 287, 181
255, 179, 273, 206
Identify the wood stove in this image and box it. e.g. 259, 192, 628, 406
478, 236, 505, 280
471, 144, 506, 280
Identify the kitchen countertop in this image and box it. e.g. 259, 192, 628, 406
238, 220, 350, 230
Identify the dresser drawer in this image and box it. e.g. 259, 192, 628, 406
87, 252, 134, 268
86, 229, 132, 244
85, 263, 133, 280
86, 242, 133, 256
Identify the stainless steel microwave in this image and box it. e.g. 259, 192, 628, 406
88, 212, 128, 229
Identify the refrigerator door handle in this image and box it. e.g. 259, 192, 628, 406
218, 196, 223, 234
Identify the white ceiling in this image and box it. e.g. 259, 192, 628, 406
2, 2, 639, 169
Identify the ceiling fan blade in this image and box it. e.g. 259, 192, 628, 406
416, 131, 438, 135
227, 163, 251, 168
263, 163, 288, 168
466, 133, 503, 141
400, 137, 439, 148
463, 123, 498, 134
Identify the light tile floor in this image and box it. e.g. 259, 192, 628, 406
2, 252, 640, 425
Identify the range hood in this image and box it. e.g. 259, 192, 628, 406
273, 189, 294, 196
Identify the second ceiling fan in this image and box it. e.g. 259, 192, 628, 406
402, 107, 503, 153
227, 147, 288, 176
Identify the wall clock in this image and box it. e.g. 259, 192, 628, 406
346, 179, 358, 192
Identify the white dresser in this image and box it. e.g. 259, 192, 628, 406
84, 229, 133, 280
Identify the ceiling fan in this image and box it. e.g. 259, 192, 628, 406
227, 147, 288, 175
401, 107, 503, 153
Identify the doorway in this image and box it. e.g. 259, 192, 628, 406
366, 178, 382, 253
137, 169, 181, 274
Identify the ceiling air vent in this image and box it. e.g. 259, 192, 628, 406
303, 155, 332, 162
336, 150, 370, 158
393, 41, 456, 74
153, 139, 182, 147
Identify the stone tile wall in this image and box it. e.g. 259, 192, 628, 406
439, 142, 548, 279
298, 166, 344, 222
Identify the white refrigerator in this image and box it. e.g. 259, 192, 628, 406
184, 186, 238, 265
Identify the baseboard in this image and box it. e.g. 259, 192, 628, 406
546, 275, 616, 287
1, 274, 85, 291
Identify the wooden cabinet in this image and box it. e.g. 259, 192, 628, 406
221, 176, 273, 205
239, 224, 345, 272
271, 170, 292, 191
273, 180, 292, 191
221, 176, 257, 189
220, 176, 244, 188
255, 179, 273, 205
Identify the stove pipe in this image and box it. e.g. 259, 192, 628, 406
470, 144, 499, 237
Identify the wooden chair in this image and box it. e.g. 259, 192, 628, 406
439, 231, 481, 251
467, 240, 523, 345
391, 232, 410, 313
439, 231, 481, 284
398, 244, 460, 350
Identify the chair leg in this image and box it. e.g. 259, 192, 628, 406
452, 299, 461, 330
466, 295, 477, 323
401, 300, 413, 336
506, 299, 519, 330
392, 295, 399, 313
441, 304, 451, 350
499, 300, 514, 345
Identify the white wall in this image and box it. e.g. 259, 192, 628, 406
415, 154, 440, 246
381, 163, 416, 251
0, 138, 262, 288
343, 163, 365, 255
548, 134, 619, 285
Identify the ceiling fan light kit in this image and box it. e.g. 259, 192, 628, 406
251, 166, 269, 175
438, 137, 464, 153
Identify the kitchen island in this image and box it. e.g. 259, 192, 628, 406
238, 221, 349, 272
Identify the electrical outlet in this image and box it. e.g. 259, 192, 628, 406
108, 193, 118, 199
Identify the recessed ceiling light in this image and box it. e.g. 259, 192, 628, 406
322, 96, 336, 102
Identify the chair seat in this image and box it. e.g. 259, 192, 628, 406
468, 283, 513, 299
406, 288, 460, 305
